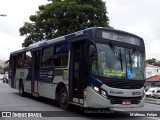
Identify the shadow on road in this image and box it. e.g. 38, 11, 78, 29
68, 105, 130, 119
12, 92, 132, 118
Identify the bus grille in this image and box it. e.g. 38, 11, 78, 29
105, 80, 145, 89
108, 96, 142, 104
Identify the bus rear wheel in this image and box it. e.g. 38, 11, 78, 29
59, 87, 69, 109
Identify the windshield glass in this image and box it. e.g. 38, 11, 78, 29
91, 43, 144, 80
126, 49, 144, 80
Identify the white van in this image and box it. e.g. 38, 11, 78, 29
145, 87, 160, 98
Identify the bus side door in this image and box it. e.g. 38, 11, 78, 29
32, 50, 41, 94
69, 38, 89, 105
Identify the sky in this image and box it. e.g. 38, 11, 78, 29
0, 0, 48, 61
106, 0, 160, 60
0, 0, 160, 61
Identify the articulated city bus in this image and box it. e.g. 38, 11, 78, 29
8, 27, 145, 109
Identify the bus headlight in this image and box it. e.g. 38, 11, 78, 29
93, 86, 100, 92
93, 86, 108, 98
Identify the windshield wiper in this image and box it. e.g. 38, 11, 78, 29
131, 47, 137, 56
129, 51, 133, 72
109, 42, 123, 71
119, 49, 123, 71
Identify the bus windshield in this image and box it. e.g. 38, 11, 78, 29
91, 43, 144, 80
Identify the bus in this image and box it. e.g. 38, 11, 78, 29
8, 27, 145, 109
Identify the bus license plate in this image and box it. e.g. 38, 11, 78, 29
122, 100, 131, 105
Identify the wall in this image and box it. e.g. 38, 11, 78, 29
146, 64, 160, 79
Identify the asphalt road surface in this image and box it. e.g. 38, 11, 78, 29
0, 81, 160, 120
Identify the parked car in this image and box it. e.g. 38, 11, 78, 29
145, 87, 160, 98
0, 74, 4, 80
153, 90, 160, 99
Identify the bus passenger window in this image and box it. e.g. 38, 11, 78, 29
41, 46, 53, 67
17, 54, 25, 68
53, 42, 68, 67
24, 51, 32, 68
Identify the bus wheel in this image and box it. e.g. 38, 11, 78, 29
59, 87, 69, 109
19, 81, 25, 96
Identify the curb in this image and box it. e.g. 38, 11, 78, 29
145, 98, 160, 105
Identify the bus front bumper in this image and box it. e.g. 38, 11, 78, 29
86, 87, 145, 108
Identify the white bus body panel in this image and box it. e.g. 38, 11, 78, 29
86, 86, 145, 108
37, 82, 69, 100
24, 80, 31, 93
38, 82, 55, 99
14, 69, 31, 93
13, 66, 69, 99
101, 84, 144, 98
52, 76, 68, 84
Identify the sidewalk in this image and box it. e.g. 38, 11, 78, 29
145, 98, 160, 105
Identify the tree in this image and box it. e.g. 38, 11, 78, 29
19, 0, 109, 47
0, 65, 3, 70
146, 58, 160, 67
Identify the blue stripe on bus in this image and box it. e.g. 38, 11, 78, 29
88, 75, 103, 87
39, 67, 54, 83
65, 29, 92, 40
65, 33, 75, 40
26, 68, 32, 80
83, 29, 92, 35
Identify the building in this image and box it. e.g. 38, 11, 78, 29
145, 75, 160, 90
145, 64, 160, 90
0, 60, 9, 74
0, 60, 5, 69
146, 64, 160, 79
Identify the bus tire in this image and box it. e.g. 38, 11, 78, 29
59, 87, 69, 110
19, 81, 25, 96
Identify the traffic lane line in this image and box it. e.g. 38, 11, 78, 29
112, 108, 160, 120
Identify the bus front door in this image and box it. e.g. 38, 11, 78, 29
32, 50, 40, 96
70, 40, 87, 105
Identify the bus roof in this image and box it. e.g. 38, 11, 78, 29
10, 27, 143, 55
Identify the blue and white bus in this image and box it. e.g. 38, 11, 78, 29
9, 27, 145, 109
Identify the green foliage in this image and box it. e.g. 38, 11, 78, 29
19, 0, 110, 47
0, 66, 2, 70
146, 58, 160, 67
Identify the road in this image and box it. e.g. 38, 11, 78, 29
0, 81, 160, 120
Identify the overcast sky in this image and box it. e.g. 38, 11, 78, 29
0, 0, 160, 61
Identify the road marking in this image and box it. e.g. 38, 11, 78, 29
145, 103, 160, 111
149, 117, 160, 120
113, 108, 160, 120
112, 108, 125, 111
